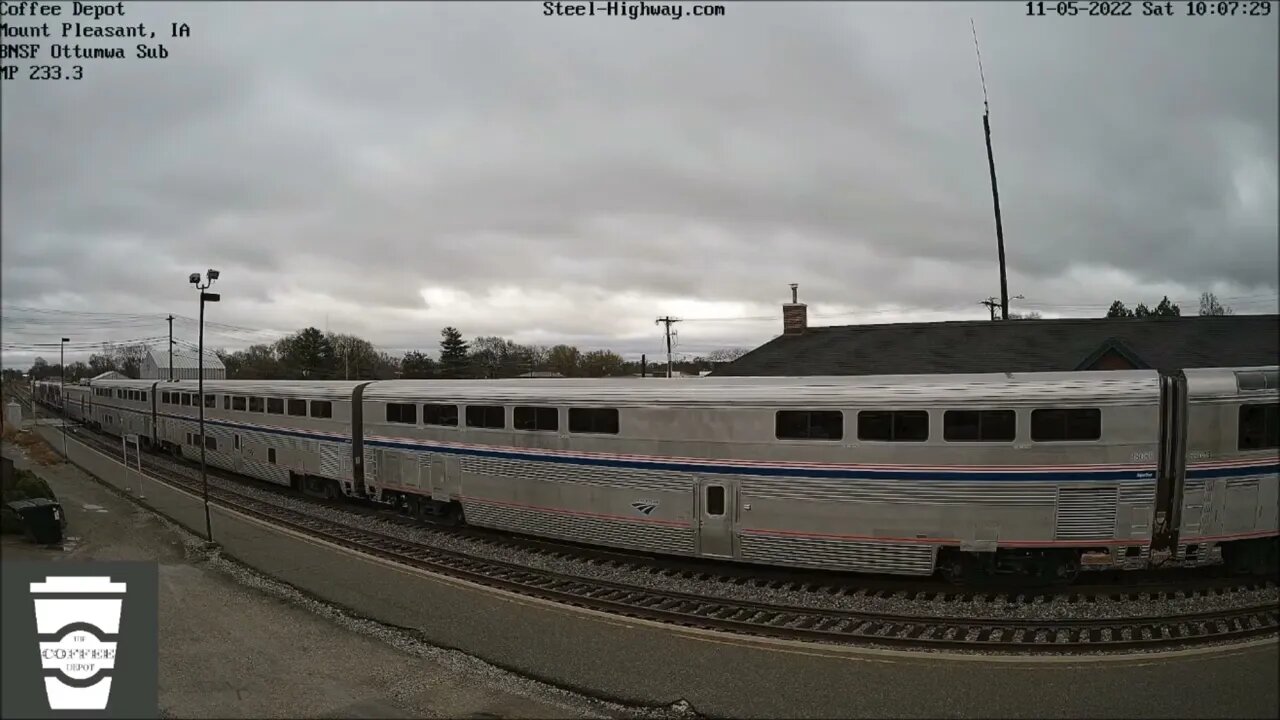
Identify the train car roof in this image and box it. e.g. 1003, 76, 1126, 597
1185, 366, 1279, 399
360, 370, 1162, 407
89, 378, 161, 389
155, 380, 365, 400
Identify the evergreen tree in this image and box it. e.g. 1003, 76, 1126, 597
439, 327, 470, 378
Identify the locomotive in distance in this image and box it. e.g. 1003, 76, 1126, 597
33, 366, 1280, 583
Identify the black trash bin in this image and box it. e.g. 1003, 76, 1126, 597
5, 498, 64, 544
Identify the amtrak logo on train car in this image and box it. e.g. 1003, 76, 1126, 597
631, 500, 659, 516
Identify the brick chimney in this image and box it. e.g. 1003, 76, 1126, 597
783, 283, 807, 335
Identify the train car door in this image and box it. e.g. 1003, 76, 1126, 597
428, 457, 449, 502
697, 478, 736, 558
232, 433, 244, 474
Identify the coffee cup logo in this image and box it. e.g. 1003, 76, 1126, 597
30, 576, 127, 711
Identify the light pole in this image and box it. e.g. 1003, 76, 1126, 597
190, 269, 220, 546
60, 337, 69, 455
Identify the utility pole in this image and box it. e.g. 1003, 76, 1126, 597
972, 20, 1010, 321
166, 314, 174, 381
641, 353, 646, 378
655, 317, 680, 379
979, 297, 1000, 321
980, 293, 1024, 321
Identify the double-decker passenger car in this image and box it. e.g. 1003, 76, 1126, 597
57, 367, 1277, 580
150, 381, 368, 497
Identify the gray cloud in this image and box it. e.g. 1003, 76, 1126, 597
3, 1, 1276, 366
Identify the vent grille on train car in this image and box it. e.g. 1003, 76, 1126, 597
738, 533, 936, 576
1236, 370, 1279, 392
1054, 487, 1119, 540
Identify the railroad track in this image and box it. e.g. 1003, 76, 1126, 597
18, 394, 1280, 653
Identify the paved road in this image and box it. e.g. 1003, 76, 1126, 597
21, 425, 1280, 719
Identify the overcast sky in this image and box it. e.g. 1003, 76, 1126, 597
2, 1, 1276, 366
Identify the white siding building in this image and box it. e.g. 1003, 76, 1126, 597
140, 347, 226, 380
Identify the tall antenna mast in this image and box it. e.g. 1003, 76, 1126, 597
972, 18, 1010, 321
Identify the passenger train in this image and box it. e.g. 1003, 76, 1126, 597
32, 367, 1280, 580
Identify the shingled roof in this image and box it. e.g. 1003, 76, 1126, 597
712, 314, 1279, 377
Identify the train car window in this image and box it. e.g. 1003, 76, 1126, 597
1236, 371, 1279, 392
775, 410, 843, 441
423, 404, 459, 427
944, 410, 1016, 442
1238, 403, 1279, 451
204, 394, 215, 408
267, 398, 284, 414
857, 410, 928, 442
234, 435, 241, 450
310, 400, 333, 419
181, 394, 191, 407
514, 406, 559, 432
249, 397, 265, 413
162, 392, 169, 404
465, 405, 505, 429
1031, 408, 1101, 442
287, 399, 307, 416
569, 408, 620, 435
268, 448, 276, 464
706, 486, 725, 516
204, 435, 218, 451
141, 392, 147, 403
232, 396, 247, 411
386, 403, 418, 424
223, 396, 231, 410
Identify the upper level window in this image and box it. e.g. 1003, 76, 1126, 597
944, 410, 1016, 442
1031, 408, 1101, 442
569, 408, 619, 435
776, 410, 843, 441
223, 396, 231, 410
181, 394, 192, 407
162, 392, 171, 404
386, 403, 417, 424
232, 396, 246, 411
287, 399, 307, 416
857, 410, 928, 442
310, 400, 333, 419
141, 392, 147, 402
267, 398, 284, 415
1239, 403, 1279, 451
514, 406, 558, 432
248, 397, 264, 413
465, 405, 505, 430
423, 404, 459, 427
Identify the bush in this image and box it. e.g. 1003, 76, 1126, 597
1, 467, 57, 535
3, 467, 56, 503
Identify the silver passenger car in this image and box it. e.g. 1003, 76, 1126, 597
153, 380, 368, 495
1174, 367, 1279, 569
361, 371, 1165, 576
89, 379, 157, 443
